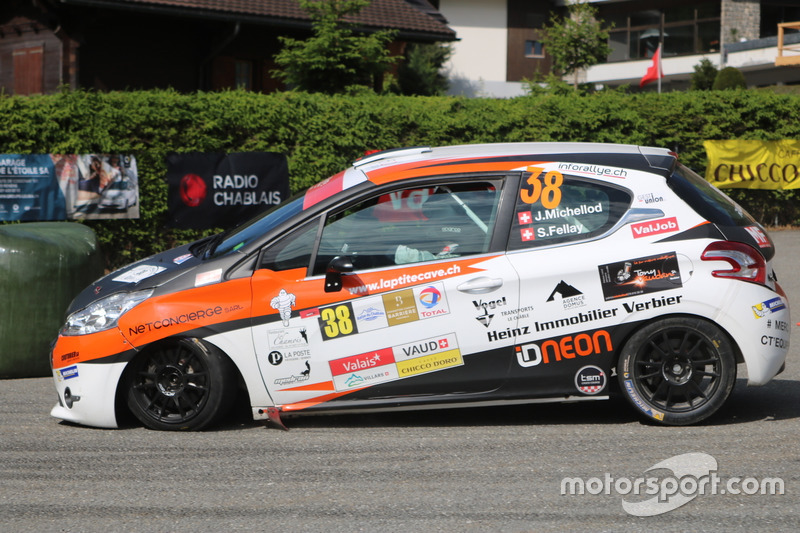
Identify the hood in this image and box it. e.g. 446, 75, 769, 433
66, 241, 204, 314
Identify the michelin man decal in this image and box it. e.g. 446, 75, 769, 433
270, 289, 296, 326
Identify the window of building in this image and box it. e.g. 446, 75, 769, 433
234, 60, 253, 90
604, 3, 721, 62
524, 40, 544, 58
13, 45, 44, 95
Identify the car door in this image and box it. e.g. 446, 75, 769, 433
502, 164, 637, 398
250, 177, 521, 410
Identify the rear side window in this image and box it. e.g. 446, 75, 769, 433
508, 170, 631, 250
668, 164, 757, 227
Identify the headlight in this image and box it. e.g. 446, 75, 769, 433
61, 290, 154, 336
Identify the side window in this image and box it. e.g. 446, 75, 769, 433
259, 218, 319, 271
313, 181, 502, 274
508, 168, 632, 250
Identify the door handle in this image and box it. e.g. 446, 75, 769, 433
457, 276, 503, 294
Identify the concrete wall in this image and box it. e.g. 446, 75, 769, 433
440, 0, 526, 97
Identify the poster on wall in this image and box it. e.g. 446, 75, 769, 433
57, 154, 140, 219
0, 154, 66, 221
165, 152, 289, 230
0, 154, 139, 221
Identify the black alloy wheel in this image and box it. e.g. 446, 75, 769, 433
125, 338, 237, 431
618, 317, 736, 425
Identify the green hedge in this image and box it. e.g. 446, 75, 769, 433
1, 89, 798, 270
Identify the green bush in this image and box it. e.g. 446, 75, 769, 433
691, 58, 718, 91
0, 89, 798, 270
713, 67, 747, 90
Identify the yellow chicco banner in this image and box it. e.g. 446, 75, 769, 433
704, 140, 800, 189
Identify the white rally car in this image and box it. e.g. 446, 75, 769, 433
50, 143, 791, 430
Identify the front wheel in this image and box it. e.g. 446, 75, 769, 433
124, 338, 237, 431
617, 317, 737, 426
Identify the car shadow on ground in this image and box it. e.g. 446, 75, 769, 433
220, 378, 800, 431
706, 378, 800, 425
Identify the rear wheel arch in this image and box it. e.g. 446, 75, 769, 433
614, 314, 739, 425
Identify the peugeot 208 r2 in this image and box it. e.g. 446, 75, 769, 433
50, 143, 790, 430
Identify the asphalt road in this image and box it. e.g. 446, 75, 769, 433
2, 230, 799, 533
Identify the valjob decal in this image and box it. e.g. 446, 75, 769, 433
630, 217, 679, 239
598, 252, 682, 301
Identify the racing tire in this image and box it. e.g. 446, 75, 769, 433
617, 317, 737, 426
124, 338, 237, 431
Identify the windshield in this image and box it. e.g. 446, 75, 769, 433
206, 193, 306, 259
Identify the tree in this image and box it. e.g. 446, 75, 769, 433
397, 42, 452, 96
541, 1, 612, 88
713, 67, 747, 90
272, 0, 398, 94
690, 58, 718, 91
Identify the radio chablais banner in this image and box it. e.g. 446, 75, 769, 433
165, 152, 289, 230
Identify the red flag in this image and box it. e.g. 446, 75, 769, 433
640, 45, 662, 87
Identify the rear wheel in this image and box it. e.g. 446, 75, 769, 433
125, 338, 237, 431
617, 317, 736, 425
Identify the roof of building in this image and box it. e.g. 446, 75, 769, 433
59, 0, 456, 40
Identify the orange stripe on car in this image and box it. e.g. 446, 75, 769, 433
366, 159, 549, 184
120, 278, 252, 348
52, 327, 132, 368
278, 380, 336, 392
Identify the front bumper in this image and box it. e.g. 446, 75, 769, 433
51, 361, 128, 428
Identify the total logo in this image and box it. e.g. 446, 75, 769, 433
417, 285, 448, 318
630, 217, 679, 239
418, 286, 442, 308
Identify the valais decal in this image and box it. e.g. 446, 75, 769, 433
329, 333, 462, 392
630, 217, 679, 239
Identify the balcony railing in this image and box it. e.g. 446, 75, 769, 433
776, 22, 800, 66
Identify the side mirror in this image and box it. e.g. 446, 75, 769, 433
324, 255, 354, 292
